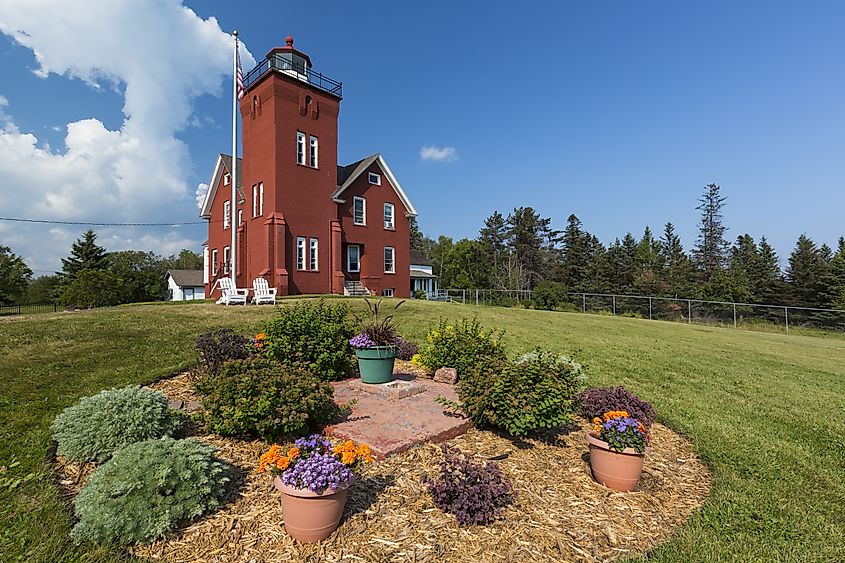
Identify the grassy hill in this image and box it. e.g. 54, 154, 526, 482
2, 299, 844, 562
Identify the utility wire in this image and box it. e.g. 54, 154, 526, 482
0, 216, 216, 226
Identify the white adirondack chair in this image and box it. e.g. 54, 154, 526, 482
215, 277, 248, 306
252, 277, 277, 305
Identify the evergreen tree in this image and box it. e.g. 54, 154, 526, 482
0, 246, 33, 305
692, 183, 730, 278
505, 207, 556, 288
756, 237, 786, 304
619, 233, 638, 292
60, 230, 108, 280
786, 234, 826, 306
820, 237, 845, 309
634, 226, 662, 295
559, 214, 591, 290
478, 210, 508, 272
658, 222, 692, 297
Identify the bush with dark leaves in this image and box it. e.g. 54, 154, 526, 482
195, 328, 250, 374
424, 445, 513, 526
576, 386, 656, 428
394, 337, 419, 361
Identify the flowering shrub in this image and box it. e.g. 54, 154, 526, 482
576, 386, 656, 428
414, 318, 507, 378
252, 332, 267, 350
424, 445, 513, 526
195, 358, 342, 440
442, 349, 585, 437
257, 434, 372, 494
195, 328, 250, 375
592, 411, 651, 453
395, 337, 419, 360
50, 386, 182, 463
263, 300, 356, 380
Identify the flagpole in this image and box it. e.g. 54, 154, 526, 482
230, 31, 238, 285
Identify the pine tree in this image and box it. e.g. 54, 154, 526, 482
658, 222, 692, 297
505, 207, 556, 288
692, 183, 730, 279
60, 230, 108, 280
820, 236, 845, 309
634, 226, 662, 294
478, 211, 508, 271
0, 246, 34, 305
559, 214, 591, 290
755, 237, 786, 304
786, 234, 826, 306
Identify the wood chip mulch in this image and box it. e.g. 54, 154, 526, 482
52, 374, 712, 563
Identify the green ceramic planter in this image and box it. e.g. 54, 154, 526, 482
354, 345, 397, 384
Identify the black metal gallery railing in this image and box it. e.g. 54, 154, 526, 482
242, 54, 342, 97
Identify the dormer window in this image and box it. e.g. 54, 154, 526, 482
296, 132, 306, 165
368, 172, 381, 185
224, 173, 231, 186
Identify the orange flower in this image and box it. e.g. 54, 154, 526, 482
275, 456, 290, 470
287, 447, 300, 459
355, 444, 371, 458
341, 451, 356, 465
342, 440, 356, 453
256, 332, 266, 340
592, 417, 603, 433
333, 444, 342, 455
257, 444, 283, 473
602, 410, 630, 421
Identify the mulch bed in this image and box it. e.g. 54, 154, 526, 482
52, 373, 712, 563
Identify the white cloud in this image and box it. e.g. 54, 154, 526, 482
195, 182, 209, 210
0, 0, 255, 272
420, 145, 458, 162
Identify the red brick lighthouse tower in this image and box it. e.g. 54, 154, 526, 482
239, 35, 342, 295
202, 35, 415, 299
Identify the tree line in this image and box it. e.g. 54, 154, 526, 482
410, 184, 845, 310
0, 230, 203, 308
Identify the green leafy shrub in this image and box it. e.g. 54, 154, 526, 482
50, 386, 182, 463
530, 281, 567, 310
59, 269, 121, 309
445, 350, 586, 436
195, 357, 341, 440
71, 438, 229, 545
413, 318, 507, 378
263, 299, 356, 380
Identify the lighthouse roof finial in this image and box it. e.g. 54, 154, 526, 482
285, 35, 294, 47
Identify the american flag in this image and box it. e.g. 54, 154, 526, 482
235, 38, 244, 100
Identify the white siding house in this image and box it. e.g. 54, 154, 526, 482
410, 250, 438, 299
166, 270, 206, 301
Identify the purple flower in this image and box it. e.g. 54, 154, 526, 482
349, 333, 378, 349
282, 452, 354, 493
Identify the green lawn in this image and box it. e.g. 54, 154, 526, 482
1, 299, 844, 562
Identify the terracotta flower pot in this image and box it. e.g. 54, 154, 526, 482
585, 432, 646, 492
273, 476, 350, 543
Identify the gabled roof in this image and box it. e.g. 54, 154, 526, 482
199, 154, 244, 219
410, 249, 432, 266
166, 269, 204, 287
332, 154, 417, 217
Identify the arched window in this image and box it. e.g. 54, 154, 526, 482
252, 95, 258, 119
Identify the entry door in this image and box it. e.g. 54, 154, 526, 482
346, 245, 361, 280
184, 287, 194, 301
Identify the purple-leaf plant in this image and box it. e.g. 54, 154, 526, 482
424, 445, 513, 526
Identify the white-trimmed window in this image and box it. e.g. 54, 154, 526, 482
368, 172, 381, 185
223, 200, 231, 229
353, 196, 366, 225
223, 246, 231, 274
347, 245, 361, 273
309, 135, 318, 168
309, 238, 319, 270
296, 237, 307, 270
252, 184, 257, 217
238, 209, 243, 225
224, 173, 231, 186
252, 183, 264, 217
384, 246, 395, 274
384, 203, 394, 230
211, 249, 218, 276
258, 182, 264, 215
296, 132, 306, 165
383, 288, 394, 297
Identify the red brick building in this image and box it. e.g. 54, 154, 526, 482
200, 36, 416, 298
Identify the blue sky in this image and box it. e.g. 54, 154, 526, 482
1, 1, 843, 273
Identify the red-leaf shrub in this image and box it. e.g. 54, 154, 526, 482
424, 445, 513, 526
575, 386, 656, 428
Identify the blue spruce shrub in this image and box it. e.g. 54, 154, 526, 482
71, 438, 229, 545
50, 385, 182, 462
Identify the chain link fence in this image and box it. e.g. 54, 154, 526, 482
434, 289, 845, 335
